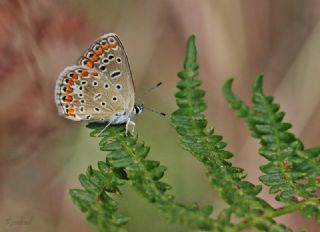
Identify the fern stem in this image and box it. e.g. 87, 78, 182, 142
239, 197, 320, 230
268, 197, 320, 218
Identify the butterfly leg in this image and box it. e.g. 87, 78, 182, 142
96, 120, 113, 137
125, 118, 135, 136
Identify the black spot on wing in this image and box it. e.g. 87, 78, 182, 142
110, 70, 121, 78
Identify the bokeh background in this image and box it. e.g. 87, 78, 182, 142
1, 0, 320, 231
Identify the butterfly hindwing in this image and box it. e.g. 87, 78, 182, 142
55, 65, 126, 122
77, 33, 135, 113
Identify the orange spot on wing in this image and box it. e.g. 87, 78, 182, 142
90, 54, 99, 62
67, 79, 74, 86
82, 71, 89, 76
67, 107, 75, 116
102, 43, 109, 50
71, 74, 79, 80
85, 61, 94, 68
95, 48, 103, 55
64, 95, 73, 103
65, 87, 73, 94
91, 71, 98, 76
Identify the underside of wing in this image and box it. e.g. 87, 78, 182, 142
55, 65, 126, 122
77, 33, 135, 112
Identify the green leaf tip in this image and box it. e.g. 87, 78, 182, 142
184, 34, 196, 64
253, 73, 265, 94
223, 77, 250, 118
179, 34, 198, 79
222, 78, 235, 101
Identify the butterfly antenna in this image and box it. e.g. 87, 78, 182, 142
143, 105, 166, 116
138, 82, 162, 102
137, 82, 166, 116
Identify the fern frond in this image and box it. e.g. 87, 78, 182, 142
69, 34, 320, 232
223, 75, 320, 222
70, 123, 215, 231
70, 160, 129, 232
170, 35, 292, 231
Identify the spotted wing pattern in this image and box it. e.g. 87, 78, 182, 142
55, 65, 126, 121
77, 33, 135, 113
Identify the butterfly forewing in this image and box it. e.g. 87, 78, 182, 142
55, 65, 126, 121
77, 33, 135, 113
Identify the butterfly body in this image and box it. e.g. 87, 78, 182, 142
55, 33, 142, 134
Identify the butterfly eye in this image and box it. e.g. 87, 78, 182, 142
98, 64, 107, 71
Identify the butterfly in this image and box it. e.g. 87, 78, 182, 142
54, 33, 144, 136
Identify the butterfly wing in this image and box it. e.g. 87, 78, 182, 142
77, 33, 135, 113
55, 65, 126, 122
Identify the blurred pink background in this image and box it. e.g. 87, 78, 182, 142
1, 0, 320, 231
